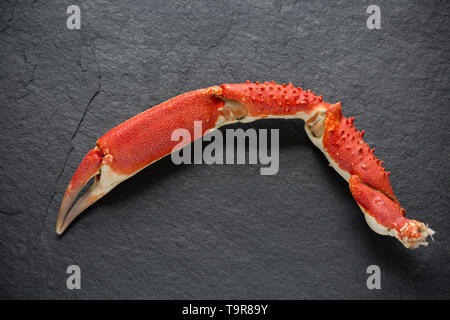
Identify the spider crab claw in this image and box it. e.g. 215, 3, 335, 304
56, 87, 226, 234
56, 148, 102, 234
56, 147, 123, 234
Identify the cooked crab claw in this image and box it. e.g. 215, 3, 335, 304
56, 87, 226, 234
56, 147, 102, 234
56, 81, 434, 249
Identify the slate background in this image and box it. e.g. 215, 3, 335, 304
0, 0, 449, 299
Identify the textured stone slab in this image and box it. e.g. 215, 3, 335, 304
0, 0, 448, 299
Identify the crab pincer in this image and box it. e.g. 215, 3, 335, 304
56, 81, 434, 249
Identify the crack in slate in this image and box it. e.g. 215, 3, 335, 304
0, 210, 23, 216
17, 52, 38, 100
0, 0, 17, 33
40, 35, 102, 237
71, 36, 103, 140
23, 52, 37, 86
70, 86, 101, 140
40, 145, 74, 239
38, 30, 105, 297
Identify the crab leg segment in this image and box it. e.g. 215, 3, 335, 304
56, 81, 434, 249
220, 81, 329, 122
350, 176, 434, 248
305, 102, 434, 248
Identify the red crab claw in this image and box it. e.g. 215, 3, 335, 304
56, 87, 226, 234
56, 148, 103, 234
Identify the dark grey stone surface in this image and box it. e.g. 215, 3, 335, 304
0, 0, 449, 299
